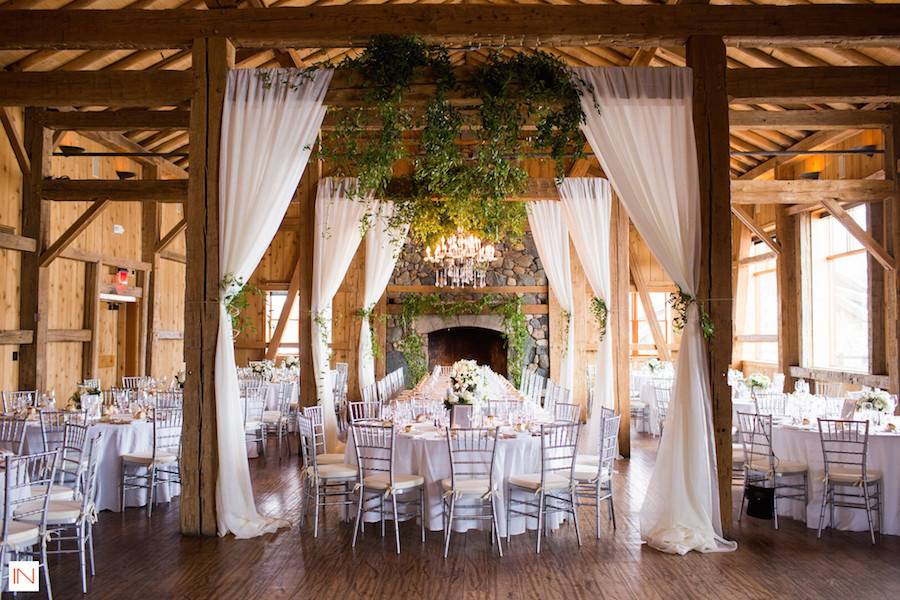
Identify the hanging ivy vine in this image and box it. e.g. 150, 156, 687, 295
317, 36, 591, 246
221, 273, 261, 339
590, 297, 608, 342
394, 293, 531, 387
669, 288, 715, 340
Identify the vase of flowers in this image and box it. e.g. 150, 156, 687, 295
281, 355, 299, 370
250, 359, 275, 381
856, 389, 895, 425
746, 373, 771, 395
445, 359, 484, 427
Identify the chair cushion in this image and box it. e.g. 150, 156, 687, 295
4, 521, 39, 548
262, 411, 285, 424
16, 500, 82, 524
576, 454, 599, 466
362, 473, 424, 492
245, 420, 264, 431
313, 463, 357, 480
630, 401, 647, 410
508, 472, 571, 492
316, 453, 345, 465
28, 483, 78, 501
440, 477, 491, 496
747, 458, 807, 475
121, 452, 178, 466
827, 468, 883, 484
573, 464, 609, 482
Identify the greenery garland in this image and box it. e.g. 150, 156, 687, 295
590, 297, 608, 342
354, 305, 384, 361
669, 288, 715, 340
394, 293, 531, 387
317, 36, 590, 246
220, 273, 261, 339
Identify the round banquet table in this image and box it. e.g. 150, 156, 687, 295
343, 425, 568, 538
771, 424, 900, 536
24, 420, 180, 513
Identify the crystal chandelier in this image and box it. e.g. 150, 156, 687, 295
424, 229, 497, 288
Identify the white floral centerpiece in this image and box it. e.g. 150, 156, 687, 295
856, 389, 895, 414
444, 359, 485, 410
646, 358, 663, 374
281, 355, 300, 370
250, 359, 275, 381
174, 369, 186, 390
745, 373, 771, 392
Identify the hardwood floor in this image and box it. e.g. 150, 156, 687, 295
46, 434, 900, 600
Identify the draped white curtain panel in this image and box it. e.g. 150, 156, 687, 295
358, 203, 409, 397
574, 66, 736, 555
558, 178, 615, 454
312, 177, 370, 451
216, 68, 332, 538
526, 201, 576, 389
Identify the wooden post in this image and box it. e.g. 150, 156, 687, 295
18, 108, 51, 392
775, 206, 802, 390
886, 105, 900, 394
141, 165, 160, 377
182, 37, 233, 536
82, 261, 102, 381
687, 35, 734, 537
298, 165, 319, 408
610, 194, 631, 458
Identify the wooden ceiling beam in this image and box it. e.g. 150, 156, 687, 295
731, 205, 782, 255
39, 199, 111, 268
1, 6, 899, 50
0, 107, 30, 178
41, 179, 189, 203
41, 109, 191, 131
728, 67, 900, 104
730, 109, 892, 131
820, 198, 895, 271
731, 179, 895, 205
0, 71, 193, 107
75, 129, 188, 179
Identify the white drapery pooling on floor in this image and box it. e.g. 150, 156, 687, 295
312, 177, 370, 451
526, 201, 575, 389
574, 66, 736, 555
358, 203, 409, 397
559, 177, 614, 453
216, 68, 332, 538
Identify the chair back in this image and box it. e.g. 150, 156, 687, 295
332, 370, 348, 413
736, 411, 775, 472
122, 376, 150, 390
302, 405, 330, 456
530, 374, 546, 405
554, 402, 580, 423
78, 434, 103, 517
152, 402, 183, 462
349, 401, 382, 423
156, 390, 183, 409
654, 386, 672, 427
59, 422, 90, 491
434, 365, 451, 377
519, 368, 531, 394
82, 378, 101, 389
351, 423, 395, 484
817, 419, 872, 482
39, 409, 87, 453
242, 383, 266, 428
754, 392, 787, 416
297, 414, 319, 474
539, 422, 580, 488
544, 379, 557, 413
446, 427, 498, 491
0, 416, 27, 454
2, 450, 59, 552
598, 406, 615, 422
592, 414, 621, 480
815, 381, 843, 398
362, 382, 378, 404
1, 390, 37, 413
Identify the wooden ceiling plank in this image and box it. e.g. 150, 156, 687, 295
728, 67, 900, 104
731, 179, 895, 205
41, 109, 190, 131
730, 109, 892, 130
0, 70, 194, 107
41, 179, 189, 203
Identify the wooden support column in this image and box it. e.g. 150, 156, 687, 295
82, 261, 102, 381
886, 105, 900, 394
142, 165, 160, 376
688, 35, 734, 536
869, 200, 887, 377
18, 108, 51, 392
775, 206, 802, 390
610, 194, 631, 458
298, 165, 319, 408
182, 37, 233, 537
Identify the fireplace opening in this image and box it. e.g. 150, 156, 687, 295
427, 327, 508, 375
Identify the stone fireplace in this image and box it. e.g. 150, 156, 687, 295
427, 326, 508, 374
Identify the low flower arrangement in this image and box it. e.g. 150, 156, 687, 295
856, 389, 895, 414
444, 359, 485, 410
251, 359, 275, 381
174, 370, 186, 390
745, 373, 771, 392
646, 358, 663, 374
281, 355, 300, 370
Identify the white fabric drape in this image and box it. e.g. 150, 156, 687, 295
526, 201, 575, 389
312, 178, 370, 450
559, 178, 614, 453
574, 66, 735, 555
216, 68, 332, 537
358, 203, 409, 396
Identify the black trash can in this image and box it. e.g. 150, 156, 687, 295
745, 485, 775, 520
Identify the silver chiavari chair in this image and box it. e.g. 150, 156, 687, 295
530, 374, 546, 405
543, 379, 557, 413
121, 376, 151, 390
507, 422, 582, 554
350, 423, 426, 554
754, 392, 788, 416
241, 379, 267, 458
348, 401, 382, 424
102, 388, 134, 414
120, 401, 182, 517
815, 381, 843, 398
81, 379, 101, 390
653, 386, 672, 437
39, 409, 87, 453
298, 415, 357, 538
1, 390, 37, 413
442, 427, 502, 558
1, 449, 59, 598
332, 369, 349, 425
263, 382, 294, 460
434, 365, 451, 377
554, 402, 580, 423
301, 405, 344, 465
0, 415, 28, 454
361, 383, 378, 404
376, 377, 391, 403
51, 423, 90, 501
736, 412, 808, 530
155, 390, 183, 409
575, 413, 620, 538
816, 419, 882, 544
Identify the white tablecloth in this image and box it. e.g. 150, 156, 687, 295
771, 425, 900, 535
343, 427, 567, 537
25, 420, 180, 513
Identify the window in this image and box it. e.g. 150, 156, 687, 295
264, 291, 300, 357
809, 205, 869, 372
629, 291, 673, 357
738, 241, 778, 363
